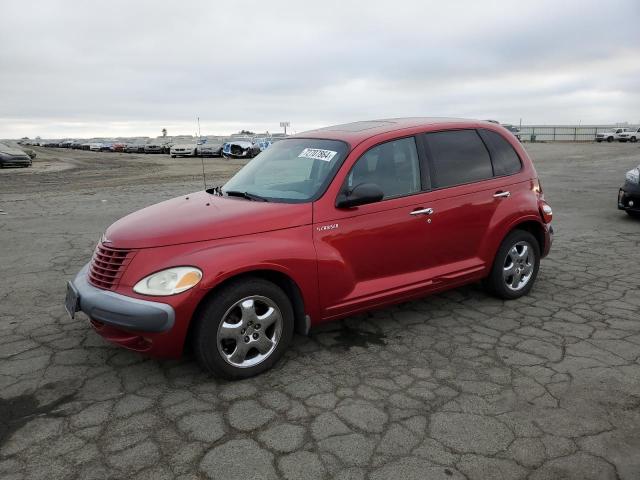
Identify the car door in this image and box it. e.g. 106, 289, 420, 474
313, 136, 443, 319
415, 128, 526, 280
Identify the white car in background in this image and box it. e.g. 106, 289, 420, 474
89, 143, 103, 151
595, 128, 629, 143
170, 144, 197, 158
618, 127, 640, 143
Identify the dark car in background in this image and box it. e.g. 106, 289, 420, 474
144, 141, 165, 154
0, 143, 32, 168
196, 143, 223, 157
124, 143, 146, 153
618, 165, 640, 218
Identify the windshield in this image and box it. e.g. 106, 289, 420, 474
223, 138, 349, 202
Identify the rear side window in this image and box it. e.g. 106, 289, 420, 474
478, 129, 522, 176
424, 130, 493, 188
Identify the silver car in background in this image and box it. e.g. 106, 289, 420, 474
195, 143, 223, 157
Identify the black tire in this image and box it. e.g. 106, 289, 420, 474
631, 137, 638, 143
626, 210, 640, 219
192, 278, 294, 379
596, 139, 602, 143
171, 155, 176, 158
484, 230, 540, 300
607, 136, 614, 142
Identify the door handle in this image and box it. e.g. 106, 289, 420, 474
410, 207, 434, 216
493, 191, 511, 198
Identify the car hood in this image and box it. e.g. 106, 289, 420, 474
0, 144, 29, 156
227, 141, 253, 148
104, 191, 312, 248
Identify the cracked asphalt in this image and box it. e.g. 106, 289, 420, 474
1, 142, 639, 479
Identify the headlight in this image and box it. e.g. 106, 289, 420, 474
625, 168, 640, 184
133, 267, 202, 296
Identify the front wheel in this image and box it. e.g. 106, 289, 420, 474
631, 137, 638, 143
484, 230, 540, 300
607, 136, 614, 142
192, 278, 294, 379
626, 210, 640, 219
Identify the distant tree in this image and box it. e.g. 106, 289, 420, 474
238, 129, 255, 135
162, 128, 167, 137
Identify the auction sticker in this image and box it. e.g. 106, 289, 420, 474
298, 148, 337, 162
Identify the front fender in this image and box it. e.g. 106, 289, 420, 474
119, 225, 320, 324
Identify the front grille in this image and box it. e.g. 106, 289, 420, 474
88, 244, 134, 290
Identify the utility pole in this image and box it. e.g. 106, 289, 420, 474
280, 121, 290, 136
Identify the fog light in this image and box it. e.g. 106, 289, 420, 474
630, 200, 635, 207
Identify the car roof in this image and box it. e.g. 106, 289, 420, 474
292, 117, 496, 145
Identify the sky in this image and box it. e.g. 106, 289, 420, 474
1, 0, 639, 139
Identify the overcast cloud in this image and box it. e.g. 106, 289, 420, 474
1, 0, 639, 138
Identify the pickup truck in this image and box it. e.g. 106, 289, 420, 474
595, 128, 629, 143
618, 127, 640, 143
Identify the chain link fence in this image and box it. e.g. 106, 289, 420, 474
517, 125, 637, 142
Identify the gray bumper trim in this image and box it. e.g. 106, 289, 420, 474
72, 264, 175, 333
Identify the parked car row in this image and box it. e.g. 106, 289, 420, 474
170, 143, 224, 158
596, 127, 640, 142
22, 136, 280, 159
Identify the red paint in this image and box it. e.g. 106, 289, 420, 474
92, 118, 552, 357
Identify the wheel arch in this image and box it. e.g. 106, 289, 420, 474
486, 216, 547, 269
185, 269, 308, 352
510, 219, 546, 254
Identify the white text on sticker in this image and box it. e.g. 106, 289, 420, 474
298, 148, 337, 162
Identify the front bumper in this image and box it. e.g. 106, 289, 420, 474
0, 155, 31, 166
70, 264, 175, 333
618, 184, 640, 212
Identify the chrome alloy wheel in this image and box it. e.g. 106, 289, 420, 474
503, 241, 535, 291
216, 296, 283, 368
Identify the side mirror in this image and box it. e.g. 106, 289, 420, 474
336, 183, 384, 208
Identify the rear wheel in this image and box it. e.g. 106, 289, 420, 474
192, 278, 294, 379
607, 136, 614, 142
484, 230, 540, 300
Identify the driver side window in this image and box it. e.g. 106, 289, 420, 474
346, 137, 421, 199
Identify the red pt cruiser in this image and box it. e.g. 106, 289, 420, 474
66, 118, 553, 379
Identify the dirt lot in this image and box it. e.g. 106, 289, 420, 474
1, 143, 640, 479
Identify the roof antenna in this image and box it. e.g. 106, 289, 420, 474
197, 116, 206, 190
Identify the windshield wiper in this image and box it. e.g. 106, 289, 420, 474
224, 190, 269, 202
